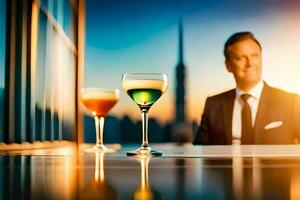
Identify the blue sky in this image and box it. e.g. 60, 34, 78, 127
83, 0, 300, 123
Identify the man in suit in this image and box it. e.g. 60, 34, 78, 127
193, 32, 300, 145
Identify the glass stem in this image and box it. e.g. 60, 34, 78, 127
95, 116, 105, 146
141, 110, 149, 148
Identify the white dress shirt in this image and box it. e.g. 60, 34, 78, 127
232, 80, 264, 140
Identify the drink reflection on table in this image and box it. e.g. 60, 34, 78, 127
232, 144, 262, 200
80, 152, 118, 200
131, 156, 162, 200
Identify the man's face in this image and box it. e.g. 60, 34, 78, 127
225, 39, 262, 90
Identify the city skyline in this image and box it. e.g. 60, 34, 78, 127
1, 1, 300, 125
84, 0, 300, 124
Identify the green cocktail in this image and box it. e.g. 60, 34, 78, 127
122, 73, 168, 156
127, 89, 162, 110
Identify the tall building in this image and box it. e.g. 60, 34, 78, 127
173, 20, 193, 143
175, 20, 186, 123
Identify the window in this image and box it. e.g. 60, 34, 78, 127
1, 0, 81, 143
34, 1, 77, 141
0, 1, 7, 141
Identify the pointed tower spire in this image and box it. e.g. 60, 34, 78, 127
175, 19, 186, 123
178, 19, 184, 64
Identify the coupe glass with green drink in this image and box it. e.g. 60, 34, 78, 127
122, 73, 168, 156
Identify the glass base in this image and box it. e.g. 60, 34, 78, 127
85, 144, 116, 153
127, 146, 163, 157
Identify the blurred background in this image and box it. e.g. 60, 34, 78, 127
83, 0, 300, 144
1, 0, 300, 144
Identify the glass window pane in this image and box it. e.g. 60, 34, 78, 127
0, 1, 7, 141
40, 0, 77, 46
40, 0, 48, 8
62, 49, 76, 140
63, 0, 77, 44
35, 11, 48, 141
35, 7, 76, 141
42, 0, 60, 25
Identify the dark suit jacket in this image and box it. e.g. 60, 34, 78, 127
193, 83, 300, 145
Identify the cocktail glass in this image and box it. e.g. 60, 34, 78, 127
122, 73, 168, 156
81, 88, 119, 152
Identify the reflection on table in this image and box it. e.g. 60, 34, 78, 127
80, 152, 118, 200
1, 144, 300, 199
130, 156, 162, 200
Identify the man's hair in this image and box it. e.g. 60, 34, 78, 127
224, 31, 262, 60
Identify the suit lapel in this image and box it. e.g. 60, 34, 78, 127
253, 83, 270, 143
222, 90, 235, 144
